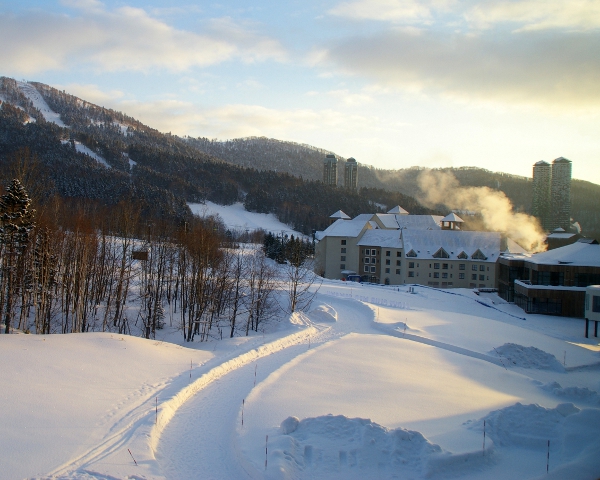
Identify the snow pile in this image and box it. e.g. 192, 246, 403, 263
269, 414, 442, 479
542, 382, 600, 406
492, 343, 565, 371
471, 402, 579, 448
308, 303, 337, 323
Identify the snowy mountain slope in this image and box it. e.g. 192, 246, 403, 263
17, 80, 66, 127
3, 280, 599, 480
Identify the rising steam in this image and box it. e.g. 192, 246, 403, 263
416, 170, 546, 252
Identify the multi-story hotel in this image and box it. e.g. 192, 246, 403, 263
344, 157, 358, 191
532, 160, 552, 231
550, 157, 572, 231
323, 154, 337, 186
315, 207, 526, 288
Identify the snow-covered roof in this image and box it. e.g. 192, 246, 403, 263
357, 230, 403, 249
317, 214, 372, 238
375, 213, 443, 230
441, 213, 464, 223
387, 205, 409, 215
330, 210, 350, 220
526, 242, 600, 267
547, 233, 576, 239
401, 230, 504, 262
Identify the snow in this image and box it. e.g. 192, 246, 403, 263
188, 201, 299, 236
527, 241, 600, 267
2, 271, 600, 479
61, 140, 112, 168
17, 81, 67, 127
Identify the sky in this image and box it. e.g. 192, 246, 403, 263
1, 0, 599, 184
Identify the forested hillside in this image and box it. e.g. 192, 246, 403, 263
190, 137, 600, 239
0, 77, 439, 235
1, 76, 598, 239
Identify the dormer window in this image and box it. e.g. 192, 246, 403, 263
406, 249, 417, 257
457, 251, 468, 259
471, 249, 487, 260
432, 248, 450, 259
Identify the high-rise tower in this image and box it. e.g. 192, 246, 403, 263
323, 154, 337, 186
532, 160, 551, 231
551, 157, 572, 231
344, 157, 358, 190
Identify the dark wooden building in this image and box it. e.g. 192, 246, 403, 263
498, 240, 600, 318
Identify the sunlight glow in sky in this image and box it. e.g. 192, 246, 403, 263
1, 0, 599, 183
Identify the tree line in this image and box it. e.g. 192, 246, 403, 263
0, 173, 318, 340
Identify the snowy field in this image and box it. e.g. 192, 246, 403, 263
188, 201, 300, 237
2, 278, 600, 480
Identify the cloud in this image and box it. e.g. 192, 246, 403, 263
322, 28, 600, 108
328, 0, 434, 23
466, 0, 600, 31
327, 89, 373, 105
0, 6, 285, 75
58, 83, 125, 104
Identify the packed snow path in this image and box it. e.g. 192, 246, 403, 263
156, 297, 372, 479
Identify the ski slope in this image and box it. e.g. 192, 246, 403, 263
2, 281, 600, 480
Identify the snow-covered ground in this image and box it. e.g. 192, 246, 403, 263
189, 201, 299, 237
17, 81, 66, 127
2, 278, 600, 480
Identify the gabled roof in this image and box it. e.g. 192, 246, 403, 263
374, 213, 443, 230
330, 210, 350, 220
387, 205, 409, 215
316, 214, 373, 238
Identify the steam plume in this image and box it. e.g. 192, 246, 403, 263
416, 170, 546, 252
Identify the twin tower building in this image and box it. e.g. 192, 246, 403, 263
532, 157, 572, 232
323, 154, 358, 190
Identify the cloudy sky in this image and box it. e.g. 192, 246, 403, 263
2, 0, 599, 183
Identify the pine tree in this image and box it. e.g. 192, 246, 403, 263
0, 179, 36, 334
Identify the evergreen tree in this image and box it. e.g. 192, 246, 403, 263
0, 179, 36, 333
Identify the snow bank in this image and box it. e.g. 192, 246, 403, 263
269, 414, 441, 479
471, 402, 579, 448
308, 304, 337, 323
542, 382, 600, 406
492, 343, 565, 371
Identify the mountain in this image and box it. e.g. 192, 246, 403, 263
1, 76, 598, 239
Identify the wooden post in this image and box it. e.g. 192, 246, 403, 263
546, 440, 550, 473
265, 435, 269, 470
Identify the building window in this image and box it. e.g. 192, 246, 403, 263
459, 264, 465, 270
434, 272, 439, 278
593, 296, 600, 313
459, 273, 465, 279
364, 257, 370, 264
442, 273, 448, 279
472, 274, 477, 280
434, 263, 440, 269
480, 265, 486, 271
409, 262, 415, 269
385, 268, 390, 273
472, 265, 478, 271
408, 271, 415, 277
397, 252, 401, 257
371, 249, 377, 256
340, 264, 345, 269
364, 265, 369, 272
442, 263, 448, 269
386, 259, 391, 265
396, 260, 401, 266
370, 266, 376, 273
479, 274, 485, 281
341, 248, 346, 253
341, 240, 346, 245
341, 256, 346, 261
386, 251, 391, 257
396, 269, 401, 274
